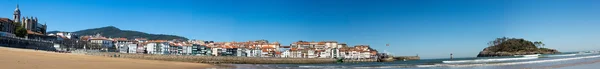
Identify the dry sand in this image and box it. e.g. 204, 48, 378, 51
0, 47, 214, 69
522, 56, 600, 69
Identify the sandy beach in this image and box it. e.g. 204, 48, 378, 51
554, 60, 600, 69
539, 59, 600, 69
523, 55, 600, 69
0, 46, 213, 69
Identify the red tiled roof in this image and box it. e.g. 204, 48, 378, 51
370, 51, 378, 55
80, 36, 91, 40
262, 49, 268, 52
290, 48, 298, 51
26, 30, 44, 35
219, 45, 237, 49
262, 46, 275, 49
0, 18, 12, 22
147, 40, 167, 43
113, 38, 128, 41
89, 38, 108, 40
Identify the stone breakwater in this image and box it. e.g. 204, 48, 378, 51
343, 59, 378, 62
86, 52, 336, 64
394, 56, 420, 60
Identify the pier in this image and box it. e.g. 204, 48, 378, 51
394, 56, 420, 60
343, 59, 378, 62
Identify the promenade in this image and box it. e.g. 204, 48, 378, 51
0, 46, 213, 69
86, 52, 338, 64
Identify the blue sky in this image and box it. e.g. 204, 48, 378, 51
1, 0, 600, 59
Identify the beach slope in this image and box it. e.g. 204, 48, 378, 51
0, 46, 212, 69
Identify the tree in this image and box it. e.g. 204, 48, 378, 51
12, 22, 20, 27
487, 37, 539, 52
533, 41, 545, 48
12, 22, 27, 38
488, 37, 509, 46
14, 26, 27, 37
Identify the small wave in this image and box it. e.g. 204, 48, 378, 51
490, 55, 600, 66
515, 54, 541, 57
546, 54, 577, 57
442, 57, 538, 63
353, 66, 412, 69
416, 64, 440, 67
577, 52, 597, 55
299, 66, 346, 68
300, 65, 415, 69
422, 54, 600, 68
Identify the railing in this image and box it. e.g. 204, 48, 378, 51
0, 36, 56, 51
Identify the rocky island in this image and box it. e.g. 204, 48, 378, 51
477, 37, 559, 57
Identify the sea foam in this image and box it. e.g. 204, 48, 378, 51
422, 54, 600, 68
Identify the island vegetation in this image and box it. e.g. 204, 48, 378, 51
477, 37, 559, 57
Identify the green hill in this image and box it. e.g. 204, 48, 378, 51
52, 26, 188, 40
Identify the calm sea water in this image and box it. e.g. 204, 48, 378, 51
230, 51, 600, 69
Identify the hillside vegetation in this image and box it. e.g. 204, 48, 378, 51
477, 37, 559, 57
49, 26, 188, 40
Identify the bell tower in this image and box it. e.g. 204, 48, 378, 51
13, 4, 21, 23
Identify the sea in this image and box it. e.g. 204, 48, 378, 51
229, 51, 600, 69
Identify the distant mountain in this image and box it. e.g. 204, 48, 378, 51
47, 31, 66, 34
50, 26, 188, 40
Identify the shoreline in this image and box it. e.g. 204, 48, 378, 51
528, 56, 600, 69
7, 44, 600, 69
0, 46, 215, 69
85, 52, 337, 64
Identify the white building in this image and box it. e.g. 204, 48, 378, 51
89, 38, 113, 51
281, 50, 291, 58
145, 40, 169, 54
184, 46, 193, 55
127, 44, 137, 53
145, 43, 157, 54
339, 45, 377, 59
288, 41, 341, 58
212, 47, 221, 56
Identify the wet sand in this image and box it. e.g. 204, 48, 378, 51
549, 59, 600, 69
525, 57, 600, 69
0, 46, 213, 69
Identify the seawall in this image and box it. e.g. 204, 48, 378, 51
343, 59, 378, 62
86, 52, 337, 64
0, 36, 56, 51
394, 56, 420, 60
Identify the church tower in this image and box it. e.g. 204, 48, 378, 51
13, 4, 21, 23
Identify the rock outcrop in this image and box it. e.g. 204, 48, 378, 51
477, 37, 560, 57
477, 47, 559, 57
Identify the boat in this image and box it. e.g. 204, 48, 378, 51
379, 57, 396, 62
336, 58, 344, 63
378, 54, 396, 62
